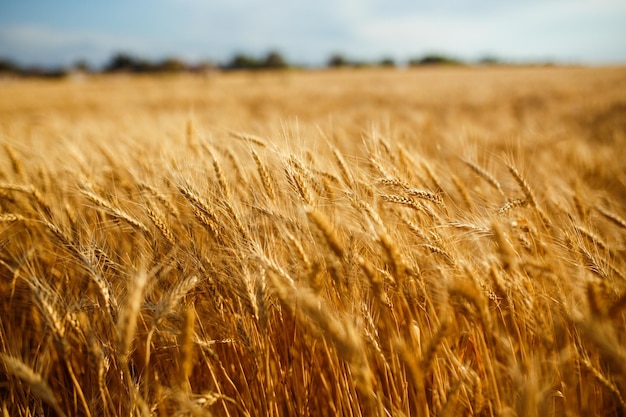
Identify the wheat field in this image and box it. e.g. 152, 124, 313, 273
0, 66, 625, 416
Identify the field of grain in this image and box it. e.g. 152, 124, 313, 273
1, 67, 625, 416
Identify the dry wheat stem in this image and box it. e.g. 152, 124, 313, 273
229, 130, 268, 148
595, 205, 626, 229
118, 270, 149, 359
305, 206, 345, 259
146, 204, 176, 246
251, 150, 276, 201
332, 147, 356, 189
462, 159, 505, 198
579, 356, 626, 409
80, 188, 150, 234
0, 354, 68, 417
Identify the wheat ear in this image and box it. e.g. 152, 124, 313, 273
305, 206, 344, 259
595, 205, 626, 229
204, 144, 232, 200
145, 203, 176, 246
0, 213, 26, 222
285, 160, 314, 205
138, 182, 178, 218
380, 194, 439, 220
251, 150, 275, 201
498, 198, 528, 215
186, 118, 197, 151
462, 159, 505, 197
43, 219, 115, 314
228, 130, 267, 147
332, 147, 355, 189
491, 220, 516, 270
80, 187, 150, 234
579, 356, 625, 409
450, 174, 475, 212
266, 269, 374, 402
118, 270, 148, 359
0, 354, 67, 417
3, 144, 26, 181
506, 162, 550, 225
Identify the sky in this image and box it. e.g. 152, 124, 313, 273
1, 0, 625, 68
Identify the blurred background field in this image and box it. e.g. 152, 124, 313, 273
2, 66, 625, 159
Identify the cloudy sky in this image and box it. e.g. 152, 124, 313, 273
1, 0, 625, 67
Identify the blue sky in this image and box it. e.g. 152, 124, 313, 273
1, 0, 625, 67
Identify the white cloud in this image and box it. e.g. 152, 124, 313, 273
0, 25, 150, 65
351, 0, 626, 62
1, 0, 625, 66
356, 15, 484, 54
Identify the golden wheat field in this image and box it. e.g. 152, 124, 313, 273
0, 66, 625, 416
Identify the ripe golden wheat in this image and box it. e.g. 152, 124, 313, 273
0, 67, 625, 416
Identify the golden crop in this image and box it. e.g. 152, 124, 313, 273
1, 67, 625, 416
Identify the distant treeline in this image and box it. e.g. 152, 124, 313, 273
0, 51, 521, 78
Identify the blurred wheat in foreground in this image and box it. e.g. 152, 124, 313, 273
0, 67, 625, 416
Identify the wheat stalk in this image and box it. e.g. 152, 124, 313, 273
332, 147, 356, 189
118, 270, 148, 359
204, 144, 232, 201
595, 205, 626, 229
42, 219, 115, 313
0, 354, 68, 417
422, 244, 456, 267
138, 182, 178, 218
380, 193, 439, 220
178, 305, 196, 391
498, 198, 528, 215
229, 130, 268, 147
2, 144, 26, 181
285, 159, 314, 205
450, 175, 476, 212
251, 150, 276, 201
305, 206, 344, 259
462, 159, 505, 198
406, 188, 444, 205
506, 162, 551, 225
146, 203, 176, 246
80, 187, 150, 234
579, 356, 626, 409
0, 213, 26, 222
491, 220, 517, 270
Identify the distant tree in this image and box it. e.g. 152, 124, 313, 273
477, 56, 501, 65
0, 58, 18, 74
378, 57, 396, 68
157, 57, 187, 72
133, 59, 156, 73
227, 53, 260, 70
44, 68, 69, 78
351, 59, 372, 68
409, 54, 464, 66
21, 65, 68, 78
1, 58, 72, 78
105, 53, 178, 73
327, 53, 349, 68
73, 59, 91, 73
263, 51, 288, 69
105, 53, 137, 72
189, 60, 217, 74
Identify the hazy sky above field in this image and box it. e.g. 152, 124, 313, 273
1, 0, 625, 67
